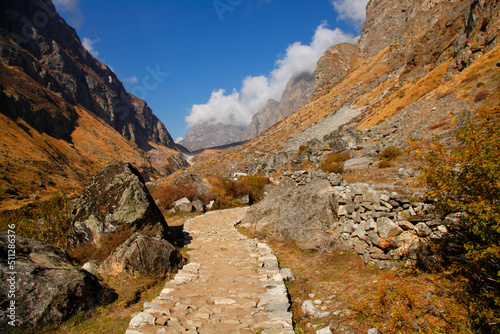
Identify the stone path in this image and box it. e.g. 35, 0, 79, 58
126, 208, 295, 334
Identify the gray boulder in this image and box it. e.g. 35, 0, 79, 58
0, 232, 115, 331
241, 178, 337, 250
71, 163, 172, 248
174, 197, 193, 213
99, 233, 183, 278
192, 197, 205, 212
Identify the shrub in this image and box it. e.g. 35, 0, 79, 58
207, 174, 271, 209
378, 159, 392, 169
413, 105, 500, 331
0, 193, 72, 248
297, 144, 308, 155
321, 152, 349, 174
155, 182, 197, 210
380, 146, 402, 161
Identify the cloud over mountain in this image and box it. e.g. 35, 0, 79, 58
185, 22, 354, 128
330, 0, 370, 24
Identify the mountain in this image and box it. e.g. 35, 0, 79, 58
179, 123, 246, 152
0, 0, 187, 209
239, 72, 315, 141
181, 71, 315, 151
190, 0, 500, 176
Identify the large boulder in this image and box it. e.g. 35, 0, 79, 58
0, 232, 115, 331
71, 163, 172, 247
240, 178, 337, 250
99, 233, 183, 278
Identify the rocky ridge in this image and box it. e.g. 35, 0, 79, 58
0, 0, 187, 208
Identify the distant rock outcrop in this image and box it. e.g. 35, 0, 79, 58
71, 163, 172, 247
179, 123, 246, 151
99, 233, 183, 278
0, 231, 115, 330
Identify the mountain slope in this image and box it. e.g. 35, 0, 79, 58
190, 0, 500, 176
0, 0, 187, 209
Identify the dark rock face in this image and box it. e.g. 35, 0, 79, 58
0, 231, 115, 330
238, 99, 280, 141
71, 163, 171, 247
0, 0, 176, 151
99, 233, 183, 278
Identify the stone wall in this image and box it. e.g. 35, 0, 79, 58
241, 172, 449, 269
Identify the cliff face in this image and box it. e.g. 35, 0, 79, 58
0, 0, 186, 208
0, 0, 175, 150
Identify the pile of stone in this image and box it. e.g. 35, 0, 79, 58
241, 174, 449, 269
284, 170, 345, 186
332, 183, 444, 269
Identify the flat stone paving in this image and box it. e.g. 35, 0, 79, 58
126, 207, 295, 334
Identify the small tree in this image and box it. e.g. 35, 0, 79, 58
414, 105, 500, 331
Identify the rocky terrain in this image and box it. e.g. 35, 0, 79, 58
0, 0, 187, 210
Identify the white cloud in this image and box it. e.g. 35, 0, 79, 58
175, 137, 184, 143
330, 0, 369, 24
123, 75, 138, 84
82, 37, 99, 58
53, 0, 84, 29
186, 22, 355, 128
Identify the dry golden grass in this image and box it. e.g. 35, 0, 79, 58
263, 239, 472, 334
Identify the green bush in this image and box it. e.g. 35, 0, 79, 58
414, 105, 500, 331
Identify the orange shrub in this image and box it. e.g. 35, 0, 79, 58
155, 182, 197, 210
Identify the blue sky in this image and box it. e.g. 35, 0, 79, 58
53, 0, 369, 141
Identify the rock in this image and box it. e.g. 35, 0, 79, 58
99, 233, 183, 278
280, 268, 295, 281
192, 197, 205, 212
0, 232, 115, 330
367, 328, 380, 334
397, 220, 415, 230
414, 222, 432, 237
174, 197, 193, 213
71, 163, 172, 247
237, 194, 251, 205
173, 172, 215, 200
316, 326, 333, 334
82, 260, 100, 276
241, 178, 338, 250
376, 217, 403, 239
129, 312, 156, 328
301, 300, 317, 317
